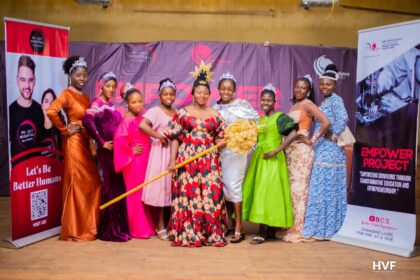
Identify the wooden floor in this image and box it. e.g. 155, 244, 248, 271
0, 198, 419, 280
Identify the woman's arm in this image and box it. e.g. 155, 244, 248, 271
47, 92, 72, 136
264, 130, 297, 159
139, 117, 168, 146
330, 96, 349, 139
83, 102, 107, 147
305, 102, 331, 136
168, 139, 179, 171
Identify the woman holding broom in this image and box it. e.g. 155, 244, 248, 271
165, 62, 227, 247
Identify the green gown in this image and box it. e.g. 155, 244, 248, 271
242, 112, 295, 227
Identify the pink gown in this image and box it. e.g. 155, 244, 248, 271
114, 115, 155, 238
141, 106, 172, 207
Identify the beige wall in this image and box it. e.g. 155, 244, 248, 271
0, 0, 418, 47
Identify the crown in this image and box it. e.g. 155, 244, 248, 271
70, 57, 87, 73
219, 71, 237, 83
190, 60, 213, 83
159, 80, 177, 92
263, 83, 276, 94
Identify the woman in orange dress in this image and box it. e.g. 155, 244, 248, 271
47, 56, 102, 241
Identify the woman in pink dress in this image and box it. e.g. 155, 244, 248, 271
140, 78, 176, 240
113, 83, 155, 239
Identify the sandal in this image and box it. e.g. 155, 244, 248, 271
250, 235, 265, 245
230, 232, 245, 244
300, 237, 316, 243
157, 229, 169, 240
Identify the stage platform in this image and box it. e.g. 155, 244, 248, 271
0, 197, 419, 280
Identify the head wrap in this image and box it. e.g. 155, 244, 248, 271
320, 64, 339, 81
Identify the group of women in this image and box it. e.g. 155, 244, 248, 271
46, 56, 349, 247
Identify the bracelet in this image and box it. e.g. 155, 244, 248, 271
311, 132, 321, 144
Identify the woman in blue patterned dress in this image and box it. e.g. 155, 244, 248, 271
299, 64, 349, 240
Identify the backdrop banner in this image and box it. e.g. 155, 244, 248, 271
332, 19, 419, 257
4, 18, 68, 246
68, 41, 356, 122
0, 38, 357, 243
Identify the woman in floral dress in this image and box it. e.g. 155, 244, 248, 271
165, 63, 227, 247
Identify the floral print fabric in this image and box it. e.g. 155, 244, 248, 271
164, 108, 227, 247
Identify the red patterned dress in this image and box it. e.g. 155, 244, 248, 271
164, 108, 227, 247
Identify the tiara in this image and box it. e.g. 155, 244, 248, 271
159, 80, 177, 92
69, 57, 87, 74
101, 71, 117, 81
303, 74, 313, 88
219, 71, 237, 83
263, 83, 276, 94
124, 82, 135, 93
190, 60, 213, 82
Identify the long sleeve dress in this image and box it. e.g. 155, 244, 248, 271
242, 112, 295, 228
282, 100, 315, 242
302, 93, 348, 239
82, 98, 131, 242
164, 108, 227, 247
141, 106, 172, 207
213, 99, 259, 203
113, 115, 155, 239
46, 87, 102, 241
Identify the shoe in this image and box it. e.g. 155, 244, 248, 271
230, 232, 245, 244
250, 235, 265, 245
157, 229, 169, 240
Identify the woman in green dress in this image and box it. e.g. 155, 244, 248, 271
242, 84, 297, 245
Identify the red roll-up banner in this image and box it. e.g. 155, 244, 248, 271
5, 18, 69, 246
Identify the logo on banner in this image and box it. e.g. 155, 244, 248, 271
313, 55, 350, 79
17, 120, 37, 148
369, 215, 390, 224
191, 44, 213, 64
29, 29, 45, 54
365, 42, 379, 52
191, 44, 231, 65
362, 38, 403, 59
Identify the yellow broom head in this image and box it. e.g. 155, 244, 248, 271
225, 119, 258, 154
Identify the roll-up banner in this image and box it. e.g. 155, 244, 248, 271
333, 19, 419, 257
4, 17, 69, 247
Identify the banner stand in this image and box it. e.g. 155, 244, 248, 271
5, 17, 68, 246
4, 226, 60, 249
333, 235, 414, 257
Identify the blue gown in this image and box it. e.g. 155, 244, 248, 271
302, 93, 348, 239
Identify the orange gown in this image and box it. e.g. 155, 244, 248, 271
47, 87, 102, 241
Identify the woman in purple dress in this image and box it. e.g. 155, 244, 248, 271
83, 71, 131, 242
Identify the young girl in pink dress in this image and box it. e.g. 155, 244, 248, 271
140, 78, 177, 240
113, 83, 155, 239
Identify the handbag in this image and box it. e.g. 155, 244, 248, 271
337, 126, 356, 147
328, 100, 356, 147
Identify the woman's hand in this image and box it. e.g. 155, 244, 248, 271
263, 150, 278, 160
323, 131, 335, 141
159, 135, 169, 147
133, 144, 144, 155
167, 159, 177, 173
103, 141, 113, 151
296, 134, 313, 146
68, 123, 82, 135
216, 139, 227, 149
